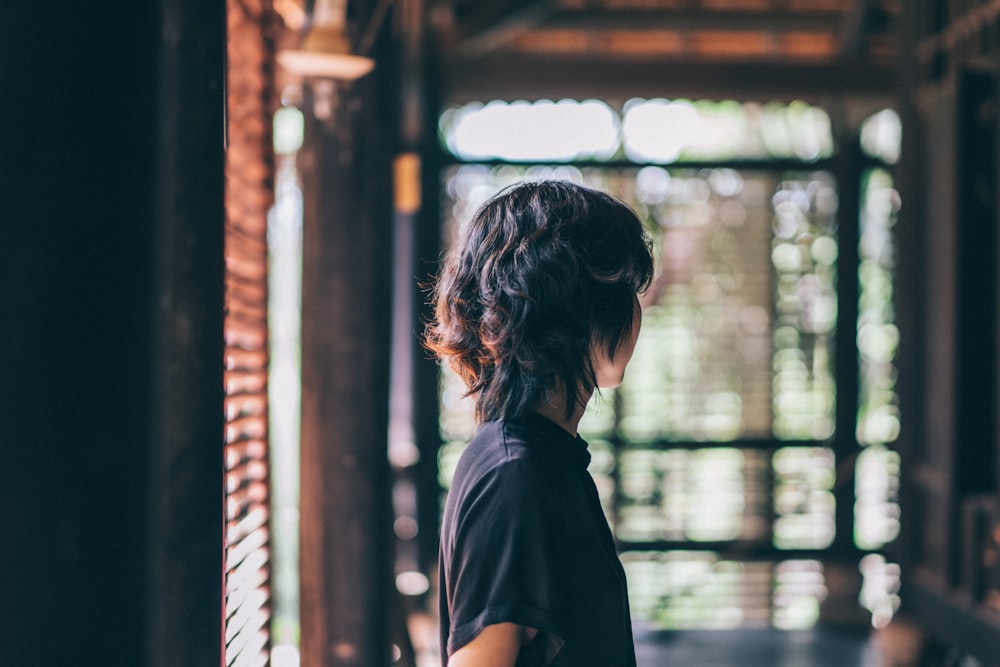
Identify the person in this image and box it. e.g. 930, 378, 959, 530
424, 180, 654, 666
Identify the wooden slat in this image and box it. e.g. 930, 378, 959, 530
226, 393, 268, 418
224, 369, 268, 395
224, 2, 277, 667
225, 348, 268, 371
225, 439, 269, 466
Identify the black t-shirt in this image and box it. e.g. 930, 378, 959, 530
438, 412, 636, 666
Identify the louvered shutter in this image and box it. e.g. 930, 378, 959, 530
224, 1, 277, 665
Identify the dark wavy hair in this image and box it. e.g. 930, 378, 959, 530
425, 180, 654, 422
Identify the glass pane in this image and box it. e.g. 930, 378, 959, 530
854, 445, 901, 550
588, 439, 617, 528
770, 174, 839, 440
620, 168, 776, 441
439, 365, 477, 443
772, 447, 836, 550
859, 109, 902, 164
622, 99, 833, 163
441, 99, 620, 161
622, 552, 826, 630
857, 168, 901, 447
616, 445, 770, 543
440, 98, 834, 163
854, 166, 901, 555
772, 559, 827, 630
579, 390, 618, 438
437, 440, 468, 491
858, 553, 902, 629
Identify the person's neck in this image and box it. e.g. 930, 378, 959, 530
534, 390, 589, 437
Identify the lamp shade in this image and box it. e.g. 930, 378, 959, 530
277, 0, 375, 80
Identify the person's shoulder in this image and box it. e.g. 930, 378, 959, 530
484, 421, 539, 466
467, 418, 538, 461
450, 420, 541, 491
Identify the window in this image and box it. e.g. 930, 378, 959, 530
436, 99, 902, 631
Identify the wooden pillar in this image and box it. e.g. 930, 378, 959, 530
395, 0, 443, 594
954, 69, 998, 500
893, 0, 927, 579
0, 1, 226, 665
297, 11, 396, 663
146, 2, 228, 664
830, 107, 862, 562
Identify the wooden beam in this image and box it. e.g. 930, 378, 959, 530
443, 54, 896, 103
451, 0, 558, 56
542, 7, 849, 33
838, 0, 874, 58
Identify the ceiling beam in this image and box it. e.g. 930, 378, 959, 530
450, 0, 559, 56
542, 7, 849, 33
442, 53, 896, 103
838, 0, 888, 59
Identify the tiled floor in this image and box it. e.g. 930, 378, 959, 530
636, 629, 874, 666
408, 614, 926, 667
634, 622, 925, 667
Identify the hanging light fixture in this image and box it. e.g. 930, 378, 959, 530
278, 0, 375, 80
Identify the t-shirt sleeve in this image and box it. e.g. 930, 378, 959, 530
444, 458, 565, 661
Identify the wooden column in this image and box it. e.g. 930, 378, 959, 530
146, 0, 228, 659
396, 0, 444, 594
0, 1, 226, 665
829, 106, 863, 563
297, 18, 396, 664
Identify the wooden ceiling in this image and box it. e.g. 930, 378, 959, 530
432, 0, 899, 103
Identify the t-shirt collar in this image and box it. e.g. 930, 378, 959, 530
517, 411, 592, 469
